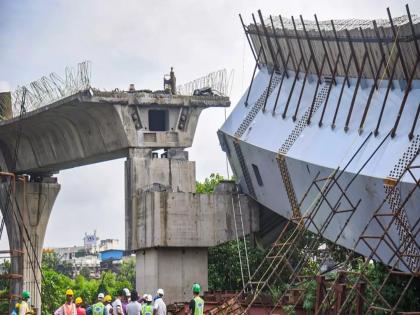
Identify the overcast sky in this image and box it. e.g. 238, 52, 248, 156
0, 0, 419, 249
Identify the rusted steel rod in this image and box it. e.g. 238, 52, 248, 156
332, 53, 353, 129
292, 15, 308, 71
258, 10, 279, 70
307, 55, 327, 125
244, 48, 262, 107
262, 69, 275, 112
272, 54, 291, 115
293, 55, 313, 121
239, 14, 258, 66
269, 15, 288, 77
283, 57, 303, 118
252, 13, 268, 66
331, 20, 347, 82
319, 52, 340, 127
300, 15, 321, 82
409, 102, 420, 140
387, 7, 409, 82
314, 14, 334, 78
279, 14, 298, 72
345, 52, 368, 132
374, 53, 399, 136
391, 55, 420, 138
373, 20, 392, 81
360, 27, 376, 79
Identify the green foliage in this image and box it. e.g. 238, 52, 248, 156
208, 239, 266, 291
117, 258, 136, 289
196, 173, 225, 194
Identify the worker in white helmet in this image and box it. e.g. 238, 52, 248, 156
153, 289, 166, 315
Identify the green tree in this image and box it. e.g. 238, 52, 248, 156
196, 173, 225, 194
117, 259, 136, 289
208, 239, 266, 291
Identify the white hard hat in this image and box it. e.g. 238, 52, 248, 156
98, 293, 104, 300
146, 294, 153, 302
123, 288, 130, 297
157, 288, 164, 296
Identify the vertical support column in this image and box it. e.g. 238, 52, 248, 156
3, 177, 60, 315
125, 148, 209, 304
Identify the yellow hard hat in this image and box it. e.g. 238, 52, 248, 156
15, 303, 20, 309
75, 297, 83, 305
104, 295, 112, 302
66, 289, 74, 296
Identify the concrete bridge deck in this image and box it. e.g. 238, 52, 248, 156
0, 89, 229, 174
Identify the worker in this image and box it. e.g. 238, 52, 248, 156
91, 293, 106, 315
104, 295, 112, 315
142, 295, 153, 315
112, 289, 124, 315
19, 291, 34, 315
122, 288, 130, 315
153, 289, 166, 315
54, 289, 77, 315
188, 284, 204, 315
126, 290, 141, 315
75, 297, 86, 315
10, 303, 19, 315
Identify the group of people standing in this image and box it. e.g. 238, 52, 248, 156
11, 282, 204, 315
55, 287, 166, 315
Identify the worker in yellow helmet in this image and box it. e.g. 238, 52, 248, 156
103, 295, 112, 315
54, 289, 77, 315
75, 297, 86, 315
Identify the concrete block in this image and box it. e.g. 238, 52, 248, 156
136, 247, 207, 304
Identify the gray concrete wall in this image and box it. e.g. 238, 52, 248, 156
131, 191, 259, 250
136, 247, 208, 304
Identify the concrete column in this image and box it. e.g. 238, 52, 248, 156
125, 148, 259, 304
1, 177, 60, 314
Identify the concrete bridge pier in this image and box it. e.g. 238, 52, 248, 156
0, 177, 60, 314
126, 148, 259, 304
